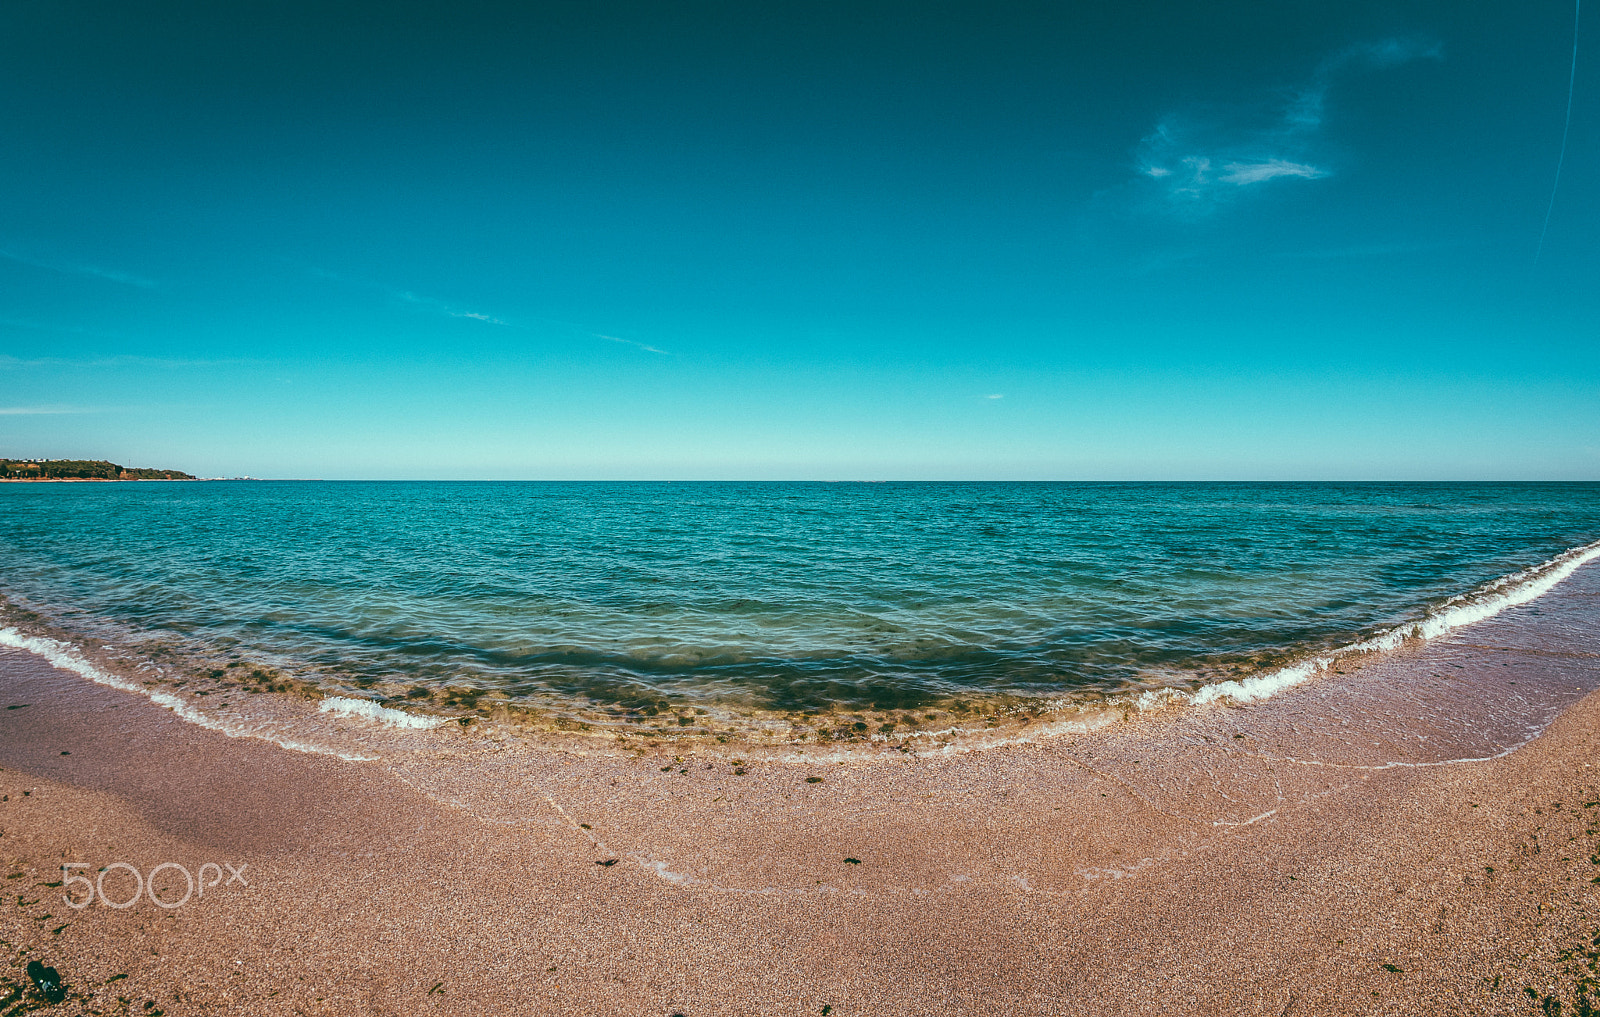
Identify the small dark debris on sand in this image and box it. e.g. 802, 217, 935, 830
26, 960, 66, 1003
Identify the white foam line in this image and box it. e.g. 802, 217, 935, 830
1213, 808, 1278, 828
0, 628, 376, 762
770, 539, 1600, 757
1184, 537, 1600, 709
772, 712, 1122, 762
389, 767, 804, 893
1245, 743, 1528, 772
1187, 659, 1326, 707
319, 695, 448, 730
639, 858, 706, 886
1077, 857, 1158, 880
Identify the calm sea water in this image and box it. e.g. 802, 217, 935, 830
1, 482, 1597, 712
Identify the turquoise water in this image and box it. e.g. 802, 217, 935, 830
1, 481, 1597, 713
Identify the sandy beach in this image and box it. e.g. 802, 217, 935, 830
4, 0, 1594, 1008
2, 563, 1598, 1015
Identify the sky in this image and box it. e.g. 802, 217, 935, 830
1, 0, 1596, 480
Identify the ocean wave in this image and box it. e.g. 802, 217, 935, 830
3, 533, 1599, 754
0, 628, 377, 761
4, 481, 1600, 712
319, 694, 449, 729
1179, 536, 1600, 708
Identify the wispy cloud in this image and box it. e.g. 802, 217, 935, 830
597, 334, 668, 355
0, 405, 90, 415
1136, 37, 1441, 213
0, 248, 156, 288
307, 264, 520, 327
982, 394, 1005, 400
303, 263, 667, 355
392, 288, 514, 326
1217, 159, 1326, 185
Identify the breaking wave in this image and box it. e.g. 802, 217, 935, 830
1179, 537, 1600, 708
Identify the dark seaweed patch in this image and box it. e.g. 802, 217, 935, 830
26, 960, 65, 1003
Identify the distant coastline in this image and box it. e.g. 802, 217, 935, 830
0, 458, 194, 481
0, 477, 197, 483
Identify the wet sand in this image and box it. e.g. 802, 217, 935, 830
2, 566, 1599, 1014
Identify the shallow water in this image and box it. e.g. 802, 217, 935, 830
0, 481, 1597, 713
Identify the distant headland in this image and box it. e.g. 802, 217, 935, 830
0, 458, 195, 481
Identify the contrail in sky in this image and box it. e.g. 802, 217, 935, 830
1536, 0, 1582, 265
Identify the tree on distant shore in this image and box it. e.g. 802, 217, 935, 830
0, 459, 193, 480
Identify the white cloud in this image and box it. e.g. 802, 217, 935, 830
304, 269, 510, 327
1135, 36, 1440, 212
304, 264, 667, 355
0, 406, 86, 415
395, 289, 483, 320
596, 334, 668, 355
451, 310, 512, 325
1219, 159, 1328, 185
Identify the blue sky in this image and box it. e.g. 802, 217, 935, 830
1, 0, 1596, 479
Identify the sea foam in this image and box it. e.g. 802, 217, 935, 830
0, 628, 376, 761
1184, 537, 1600, 708
3, 481, 1598, 714
319, 695, 449, 729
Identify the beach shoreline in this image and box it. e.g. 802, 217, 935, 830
5, 533, 1598, 757
6, 481, 1594, 732
2, 561, 1599, 1013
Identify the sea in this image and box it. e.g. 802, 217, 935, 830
1, 481, 1598, 736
